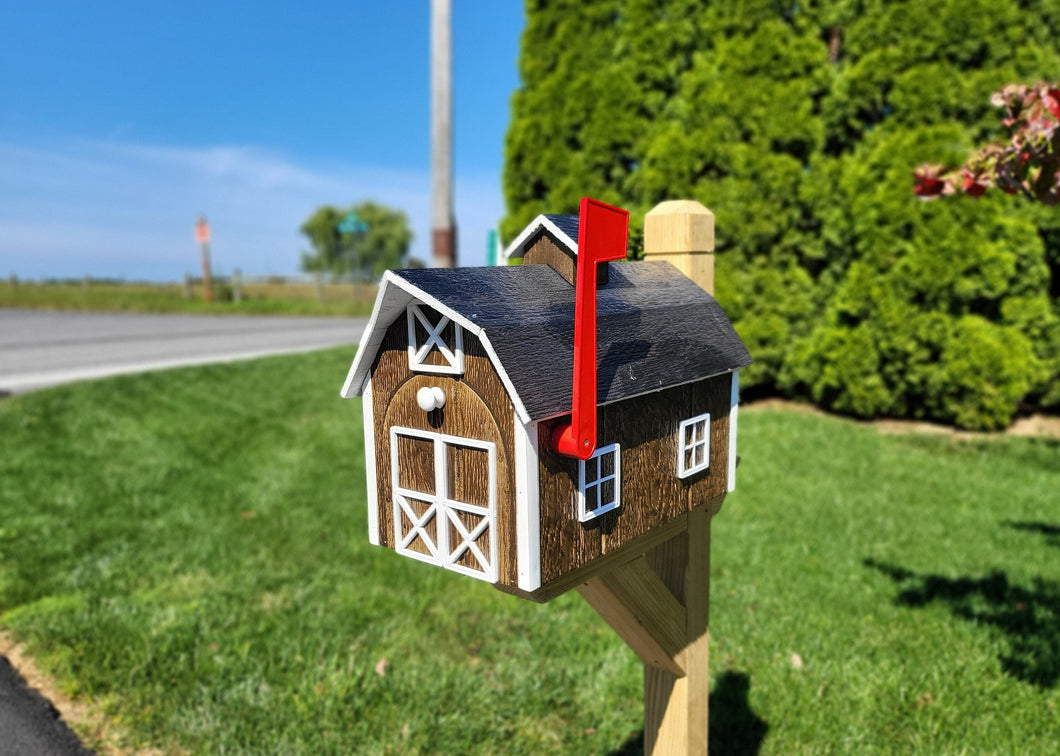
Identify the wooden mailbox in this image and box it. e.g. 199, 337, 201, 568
341, 198, 751, 753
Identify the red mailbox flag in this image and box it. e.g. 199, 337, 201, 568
552, 197, 629, 460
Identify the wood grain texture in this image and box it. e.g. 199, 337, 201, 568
523, 231, 576, 286
644, 527, 688, 753
577, 556, 687, 676
644, 200, 715, 255
687, 373, 734, 511
535, 377, 729, 589
371, 312, 518, 585
493, 509, 698, 603
522, 230, 609, 286
643, 504, 712, 756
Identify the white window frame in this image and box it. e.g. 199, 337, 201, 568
578, 443, 621, 522
677, 412, 711, 479
407, 302, 464, 375
390, 427, 497, 582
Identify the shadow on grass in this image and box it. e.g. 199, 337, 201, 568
1004, 520, 1060, 549
609, 671, 768, 755
865, 558, 1060, 688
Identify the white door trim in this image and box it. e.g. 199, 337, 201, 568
390, 426, 498, 582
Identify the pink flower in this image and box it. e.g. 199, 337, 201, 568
1042, 87, 1060, 120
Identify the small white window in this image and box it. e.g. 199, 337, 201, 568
407, 302, 464, 375
578, 443, 621, 522
677, 412, 710, 478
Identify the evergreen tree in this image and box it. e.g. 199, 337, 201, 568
504, 0, 1060, 429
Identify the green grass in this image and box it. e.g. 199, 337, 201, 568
0, 280, 376, 316
0, 351, 1057, 754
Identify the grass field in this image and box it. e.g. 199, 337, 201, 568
0, 349, 1057, 754
0, 279, 376, 316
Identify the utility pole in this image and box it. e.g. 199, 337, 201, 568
431, 0, 456, 268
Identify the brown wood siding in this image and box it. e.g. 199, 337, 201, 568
523, 231, 609, 286
536, 373, 732, 587
370, 312, 518, 586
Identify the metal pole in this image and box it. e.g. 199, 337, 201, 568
200, 240, 213, 302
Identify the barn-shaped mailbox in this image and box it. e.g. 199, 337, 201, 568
341, 199, 752, 601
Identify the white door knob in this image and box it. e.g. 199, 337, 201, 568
416, 386, 446, 412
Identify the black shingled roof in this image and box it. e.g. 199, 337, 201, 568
390, 261, 752, 421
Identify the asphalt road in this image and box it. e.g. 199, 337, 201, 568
0, 658, 92, 756
0, 310, 369, 394
0, 309, 368, 753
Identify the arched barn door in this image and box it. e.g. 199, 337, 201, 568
383, 377, 505, 583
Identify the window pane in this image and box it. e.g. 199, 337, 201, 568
585, 485, 598, 513
600, 450, 614, 478
446, 443, 491, 507
584, 459, 597, 484
396, 435, 435, 495
601, 478, 615, 507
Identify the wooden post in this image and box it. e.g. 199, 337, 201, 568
644, 200, 715, 296
581, 199, 719, 754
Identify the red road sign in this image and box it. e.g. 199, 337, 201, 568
195, 216, 211, 244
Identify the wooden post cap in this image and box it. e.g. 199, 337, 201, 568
644, 200, 714, 255
643, 200, 715, 295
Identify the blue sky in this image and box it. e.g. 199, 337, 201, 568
0, 1, 524, 280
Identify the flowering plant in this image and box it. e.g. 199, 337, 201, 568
914, 82, 1060, 205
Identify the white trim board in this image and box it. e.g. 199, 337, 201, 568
727, 370, 739, 493
389, 426, 499, 583
363, 376, 380, 545
514, 417, 541, 592
502, 214, 578, 261
339, 271, 534, 425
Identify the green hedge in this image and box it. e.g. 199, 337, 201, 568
504, 0, 1060, 429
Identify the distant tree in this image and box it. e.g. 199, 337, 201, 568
299, 201, 414, 279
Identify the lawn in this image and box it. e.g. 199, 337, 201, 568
0, 349, 1057, 754
0, 279, 376, 316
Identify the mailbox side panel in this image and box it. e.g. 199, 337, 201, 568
535, 373, 733, 588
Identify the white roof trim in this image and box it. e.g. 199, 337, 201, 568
340, 271, 405, 398
339, 271, 534, 426
502, 214, 578, 261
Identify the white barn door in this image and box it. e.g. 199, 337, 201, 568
390, 427, 498, 582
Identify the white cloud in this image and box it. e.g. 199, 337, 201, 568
0, 138, 503, 281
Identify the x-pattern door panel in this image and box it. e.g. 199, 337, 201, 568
390, 426, 498, 582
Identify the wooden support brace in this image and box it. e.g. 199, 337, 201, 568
580, 504, 714, 755
577, 555, 688, 677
